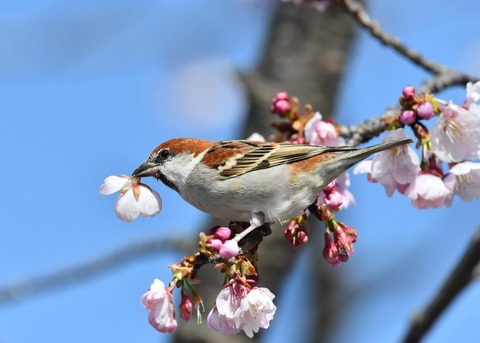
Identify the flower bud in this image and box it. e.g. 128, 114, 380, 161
322, 232, 340, 267
213, 226, 232, 241
205, 238, 223, 251
399, 110, 417, 125
270, 92, 292, 117
402, 85, 415, 99
274, 91, 289, 101
219, 239, 239, 259
323, 190, 343, 210
416, 101, 435, 120
180, 292, 193, 322
323, 180, 336, 192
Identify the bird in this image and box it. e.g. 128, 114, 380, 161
132, 137, 413, 242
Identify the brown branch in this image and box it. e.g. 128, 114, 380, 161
338, 72, 480, 146
402, 229, 480, 343
336, 0, 447, 74
417, 72, 479, 94
0, 236, 189, 305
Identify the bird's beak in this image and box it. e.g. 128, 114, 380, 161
132, 162, 159, 177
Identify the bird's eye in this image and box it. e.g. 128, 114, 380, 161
159, 149, 171, 159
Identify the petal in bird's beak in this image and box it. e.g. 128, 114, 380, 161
132, 162, 160, 177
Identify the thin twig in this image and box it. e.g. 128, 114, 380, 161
402, 229, 480, 343
336, 0, 448, 75
417, 72, 478, 94
0, 236, 189, 305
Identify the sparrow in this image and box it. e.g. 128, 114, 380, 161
132, 137, 413, 241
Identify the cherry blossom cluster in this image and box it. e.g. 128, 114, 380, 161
269, 93, 358, 265
138, 225, 276, 337
99, 83, 479, 337
355, 82, 480, 209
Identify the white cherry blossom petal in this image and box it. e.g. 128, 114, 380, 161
236, 287, 276, 338
404, 173, 451, 209
466, 81, 480, 106
138, 186, 162, 217
369, 129, 419, 196
99, 175, 129, 195
445, 161, 480, 202
115, 190, 140, 222
431, 102, 480, 162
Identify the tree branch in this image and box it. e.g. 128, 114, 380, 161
337, 72, 479, 146
402, 229, 480, 343
336, 0, 447, 74
0, 236, 189, 305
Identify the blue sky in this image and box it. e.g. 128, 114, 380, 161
0, 1, 479, 342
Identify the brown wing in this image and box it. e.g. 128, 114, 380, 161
206, 140, 343, 178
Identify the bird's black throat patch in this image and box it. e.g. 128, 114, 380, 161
155, 173, 179, 192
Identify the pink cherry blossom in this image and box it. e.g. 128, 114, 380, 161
207, 280, 276, 337
207, 281, 246, 335
355, 129, 419, 196
332, 172, 355, 209
404, 173, 451, 209
140, 279, 177, 333
431, 101, 480, 162
304, 112, 345, 146
219, 239, 239, 259
236, 287, 276, 338
207, 305, 240, 336
444, 161, 480, 203
100, 175, 162, 222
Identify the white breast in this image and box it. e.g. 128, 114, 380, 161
179, 163, 320, 223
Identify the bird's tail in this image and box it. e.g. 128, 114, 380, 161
351, 137, 414, 160
321, 137, 414, 185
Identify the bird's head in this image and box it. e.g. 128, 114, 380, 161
132, 138, 214, 192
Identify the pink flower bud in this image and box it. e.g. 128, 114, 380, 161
402, 85, 415, 99
271, 92, 292, 117
399, 110, 417, 125
274, 99, 292, 116
323, 181, 336, 192
323, 190, 343, 210
219, 239, 239, 259
334, 222, 356, 257
180, 293, 193, 322
297, 230, 309, 245
213, 226, 232, 241
284, 224, 295, 240
205, 238, 223, 251
274, 91, 289, 101
417, 101, 435, 120
322, 232, 340, 267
